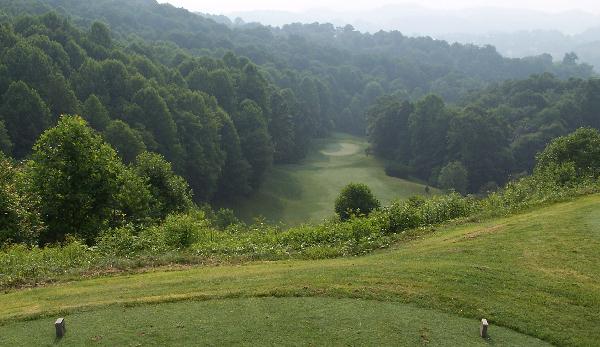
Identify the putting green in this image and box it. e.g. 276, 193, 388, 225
227, 133, 433, 224
0, 298, 548, 346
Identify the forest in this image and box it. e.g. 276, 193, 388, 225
0, 0, 598, 246
2, 1, 600, 345
368, 74, 600, 193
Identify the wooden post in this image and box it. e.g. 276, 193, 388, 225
480, 318, 489, 338
55, 318, 66, 338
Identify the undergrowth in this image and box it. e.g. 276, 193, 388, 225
1, 173, 598, 289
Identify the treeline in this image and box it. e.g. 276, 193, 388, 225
0, 12, 333, 202
368, 74, 600, 193
0, 0, 596, 202
0, 0, 593, 134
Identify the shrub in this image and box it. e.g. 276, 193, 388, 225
438, 161, 469, 194
96, 225, 142, 257
0, 154, 44, 246
149, 211, 210, 250
420, 193, 475, 225
536, 127, 600, 183
213, 208, 240, 230
385, 198, 424, 233
335, 183, 380, 221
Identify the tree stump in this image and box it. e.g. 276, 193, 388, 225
480, 318, 489, 338
55, 318, 66, 338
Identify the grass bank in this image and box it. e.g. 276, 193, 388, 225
1, 195, 599, 346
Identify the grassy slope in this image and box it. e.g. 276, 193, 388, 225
1, 195, 599, 345
227, 133, 433, 224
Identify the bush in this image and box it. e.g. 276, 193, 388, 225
536, 127, 600, 183
385, 197, 424, 233
438, 161, 469, 194
149, 211, 210, 250
420, 193, 475, 225
213, 208, 240, 230
335, 183, 381, 221
0, 154, 44, 246
96, 225, 143, 257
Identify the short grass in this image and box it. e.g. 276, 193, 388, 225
0, 297, 547, 346
227, 133, 433, 224
1, 195, 599, 346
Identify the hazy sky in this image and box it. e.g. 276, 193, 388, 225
158, 0, 600, 14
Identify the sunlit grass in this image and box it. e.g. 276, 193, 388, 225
227, 133, 434, 224
1, 195, 599, 345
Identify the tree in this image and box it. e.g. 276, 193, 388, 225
207, 69, 236, 113
45, 73, 80, 117
335, 183, 380, 221
28, 116, 125, 244
82, 94, 111, 131
134, 152, 193, 219
367, 96, 413, 162
0, 120, 12, 155
89, 21, 112, 48
447, 107, 513, 192
563, 52, 579, 65
168, 89, 225, 201
408, 95, 450, 177
103, 120, 146, 164
0, 153, 44, 245
234, 99, 274, 188
239, 63, 269, 113
215, 110, 251, 199
4, 41, 55, 95
438, 161, 469, 194
130, 87, 182, 166
296, 77, 320, 137
269, 89, 296, 163
175, 110, 224, 201
535, 127, 600, 182
0, 81, 51, 158
186, 67, 210, 93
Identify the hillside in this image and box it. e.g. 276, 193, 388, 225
1, 194, 599, 346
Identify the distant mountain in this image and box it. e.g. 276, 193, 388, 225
439, 29, 600, 71
228, 5, 600, 70
229, 5, 600, 35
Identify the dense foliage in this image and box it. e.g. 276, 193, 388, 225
0, 10, 332, 204
368, 74, 600, 193
2, 128, 599, 288
1, 116, 193, 245
1, 0, 600, 286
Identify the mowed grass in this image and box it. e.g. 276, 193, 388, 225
0, 297, 548, 346
1, 195, 599, 345
227, 133, 432, 224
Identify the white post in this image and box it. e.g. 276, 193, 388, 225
55, 318, 66, 338
480, 318, 489, 338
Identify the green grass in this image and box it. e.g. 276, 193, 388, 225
1, 195, 599, 345
0, 298, 547, 346
227, 133, 433, 224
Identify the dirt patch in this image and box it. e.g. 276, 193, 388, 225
456, 224, 506, 241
